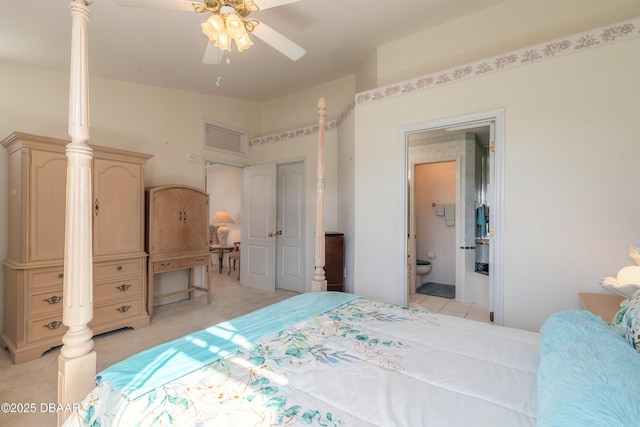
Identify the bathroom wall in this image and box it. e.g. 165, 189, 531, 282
415, 162, 456, 285
410, 133, 478, 288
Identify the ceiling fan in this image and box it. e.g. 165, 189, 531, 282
114, 0, 306, 64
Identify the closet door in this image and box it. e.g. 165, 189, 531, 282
93, 158, 144, 256
29, 149, 67, 263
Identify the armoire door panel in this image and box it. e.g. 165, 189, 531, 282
29, 149, 67, 262
93, 159, 144, 256
180, 188, 209, 252
149, 187, 185, 255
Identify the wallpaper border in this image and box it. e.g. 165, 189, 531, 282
354, 17, 639, 107
251, 16, 639, 146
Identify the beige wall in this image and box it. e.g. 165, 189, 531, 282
0, 62, 262, 332
352, 36, 640, 331
1, 0, 639, 338
258, 76, 356, 136
0, 59, 344, 333
375, 0, 640, 87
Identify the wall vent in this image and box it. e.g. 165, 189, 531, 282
203, 119, 248, 156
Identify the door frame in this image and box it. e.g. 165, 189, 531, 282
398, 108, 505, 325
203, 158, 307, 292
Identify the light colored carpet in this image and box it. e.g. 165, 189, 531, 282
0, 272, 298, 427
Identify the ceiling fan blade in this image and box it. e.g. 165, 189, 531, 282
113, 0, 201, 12
202, 40, 221, 65
256, 0, 302, 10
251, 21, 306, 61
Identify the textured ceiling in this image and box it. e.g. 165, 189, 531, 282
0, 0, 508, 102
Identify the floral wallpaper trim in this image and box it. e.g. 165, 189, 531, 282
251, 16, 639, 146
250, 120, 338, 146
355, 17, 639, 107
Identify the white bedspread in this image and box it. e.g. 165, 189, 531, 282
64, 297, 539, 426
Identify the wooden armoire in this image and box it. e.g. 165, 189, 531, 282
145, 185, 212, 319
1, 132, 152, 364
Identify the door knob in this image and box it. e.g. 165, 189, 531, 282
276, 230, 283, 235
268, 232, 274, 237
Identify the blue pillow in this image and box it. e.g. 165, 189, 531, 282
612, 289, 640, 352
538, 310, 640, 426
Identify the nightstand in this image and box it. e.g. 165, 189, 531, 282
578, 292, 625, 323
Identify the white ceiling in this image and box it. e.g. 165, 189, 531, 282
1, 0, 508, 102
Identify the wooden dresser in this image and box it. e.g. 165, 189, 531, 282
1, 132, 152, 364
145, 185, 212, 319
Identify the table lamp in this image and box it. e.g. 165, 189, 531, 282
212, 210, 234, 246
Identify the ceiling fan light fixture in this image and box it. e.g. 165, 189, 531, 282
235, 32, 253, 51
220, 5, 235, 15
202, 14, 225, 36
200, 5, 255, 54
217, 30, 231, 51
225, 13, 245, 38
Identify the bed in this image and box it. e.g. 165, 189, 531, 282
59, 2, 640, 426
64, 292, 539, 426
62, 290, 640, 426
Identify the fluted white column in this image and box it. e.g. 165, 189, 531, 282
311, 98, 327, 292
58, 1, 96, 425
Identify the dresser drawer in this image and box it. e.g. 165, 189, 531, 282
92, 298, 143, 326
178, 255, 209, 269
94, 258, 144, 281
94, 276, 142, 303
27, 267, 65, 291
153, 259, 178, 272
27, 314, 67, 343
28, 288, 64, 317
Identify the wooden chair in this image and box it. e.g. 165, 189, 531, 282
228, 242, 240, 279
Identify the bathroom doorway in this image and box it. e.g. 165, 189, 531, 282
401, 108, 504, 324
412, 161, 457, 297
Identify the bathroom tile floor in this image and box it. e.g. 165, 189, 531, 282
408, 293, 490, 322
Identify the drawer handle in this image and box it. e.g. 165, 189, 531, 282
196, 257, 205, 262
42, 295, 63, 304
116, 305, 132, 313
58, 273, 64, 279
160, 262, 172, 266
117, 266, 123, 271
43, 321, 62, 330
116, 284, 131, 292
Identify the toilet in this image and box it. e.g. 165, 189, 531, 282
416, 259, 432, 285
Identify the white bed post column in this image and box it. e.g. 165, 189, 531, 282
311, 98, 328, 292
57, 1, 96, 425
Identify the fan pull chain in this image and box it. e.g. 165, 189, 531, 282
214, 53, 232, 87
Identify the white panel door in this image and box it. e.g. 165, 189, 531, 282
276, 162, 305, 293
241, 163, 277, 292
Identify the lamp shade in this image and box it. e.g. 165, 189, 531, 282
212, 210, 234, 224
617, 266, 640, 285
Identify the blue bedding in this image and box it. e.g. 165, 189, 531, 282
96, 291, 359, 400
